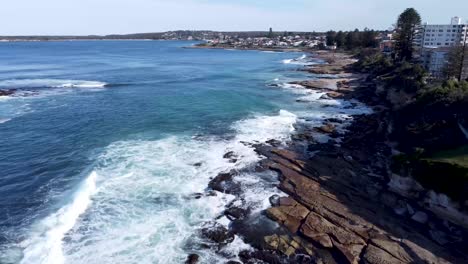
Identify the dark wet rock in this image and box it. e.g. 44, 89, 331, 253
315, 123, 336, 134
223, 151, 238, 163
208, 171, 241, 194
190, 193, 203, 199
0, 89, 16, 97
269, 195, 281, 207
206, 190, 217, 196
188, 191, 217, 200
238, 249, 284, 264
325, 118, 344, 124
185, 253, 200, 264
225, 199, 248, 220
266, 139, 282, 147
193, 162, 203, 167
411, 211, 428, 224
200, 222, 234, 245
225, 261, 242, 264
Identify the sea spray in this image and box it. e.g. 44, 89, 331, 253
0, 79, 108, 89
20, 172, 98, 264
458, 122, 468, 140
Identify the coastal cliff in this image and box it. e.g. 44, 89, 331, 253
188, 50, 468, 264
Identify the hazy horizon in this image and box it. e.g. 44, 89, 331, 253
1, 0, 468, 36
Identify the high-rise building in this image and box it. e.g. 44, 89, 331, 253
421, 17, 468, 48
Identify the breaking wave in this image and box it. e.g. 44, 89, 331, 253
17, 110, 297, 264
0, 79, 108, 89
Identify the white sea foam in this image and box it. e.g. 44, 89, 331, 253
0, 118, 11, 124
458, 122, 468, 140
0, 79, 107, 89
17, 110, 297, 264
20, 172, 97, 264
282, 54, 317, 65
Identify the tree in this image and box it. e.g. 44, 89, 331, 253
443, 46, 465, 80
326, 31, 337, 46
344, 29, 361, 50
335, 31, 346, 48
394, 8, 422, 62
362, 28, 378, 48
268, 27, 274, 38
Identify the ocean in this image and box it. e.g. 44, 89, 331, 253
0, 41, 368, 263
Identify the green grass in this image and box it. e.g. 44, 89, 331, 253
428, 145, 468, 168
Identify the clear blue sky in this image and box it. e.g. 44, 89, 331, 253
1, 0, 467, 35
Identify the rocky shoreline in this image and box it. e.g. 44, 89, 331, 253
187, 51, 468, 263
186, 43, 304, 53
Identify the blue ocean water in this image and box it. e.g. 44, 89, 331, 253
0, 41, 368, 264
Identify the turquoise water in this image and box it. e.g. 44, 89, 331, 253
0, 41, 367, 263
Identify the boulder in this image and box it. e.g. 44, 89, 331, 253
223, 151, 238, 163
185, 254, 200, 264
411, 211, 428, 224
200, 222, 235, 245
269, 195, 281, 207
208, 171, 240, 194
315, 123, 336, 134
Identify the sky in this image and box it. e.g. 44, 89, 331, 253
1, 0, 467, 35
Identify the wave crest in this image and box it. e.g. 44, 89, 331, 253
0, 79, 108, 89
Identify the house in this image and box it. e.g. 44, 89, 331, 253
380, 40, 395, 53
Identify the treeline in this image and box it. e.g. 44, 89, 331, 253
325, 29, 380, 50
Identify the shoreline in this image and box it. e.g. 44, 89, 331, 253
190, 49, 468, 263
185, 44, 305, 53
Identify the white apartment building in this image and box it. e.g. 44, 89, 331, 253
421, 47, 451, 77
421, 17, 468, 48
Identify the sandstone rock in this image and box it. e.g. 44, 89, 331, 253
300, 212, 366, 263
266, 197, 310, 233
369, 238, 412, 263
264, 235, 280, 250
362, 244, 405, 264
278, 235, 297, 256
